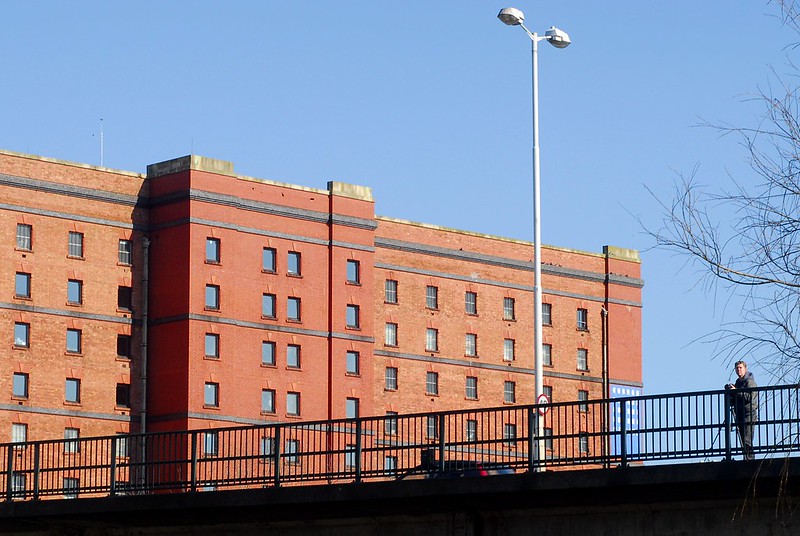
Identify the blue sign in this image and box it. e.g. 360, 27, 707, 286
610, 385, 642, 457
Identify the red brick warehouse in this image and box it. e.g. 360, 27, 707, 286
0, 149, 642, 443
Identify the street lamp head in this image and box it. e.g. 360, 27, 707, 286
545, 26, 571, 48
497, 7, 524, 26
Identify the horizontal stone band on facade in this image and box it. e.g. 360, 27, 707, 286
376, 238, 644, 289
375, 262, 643, 308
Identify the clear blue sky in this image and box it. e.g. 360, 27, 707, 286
1, 1, 794, 395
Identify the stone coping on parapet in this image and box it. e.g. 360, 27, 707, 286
376, 215, 640, 263
0, 148, 143, 178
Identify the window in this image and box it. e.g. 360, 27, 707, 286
426, 285, 438, 309
577, 308, 588, 331
12, 373, 28, 399
346, 259, 360, 284
345, 444, 357, 468
12, 473, 26, 499
426, 415, 438, 439
385, 322, 398, 346
16, 224, 32, 250
346, 304, 360, 329
503, 338, 515, 362
385, 279, 398, 304
116, 383, 130, 408
262, 389, 275, 413
542, 303, 552, 325
66, 329, 82, 354
262, 247, 277, 272
65, 378, 81, 403
204, 431, 219, 456
578, 390, 589, 412
287, 297, 301, 321
504, 423, 517, 446
385, 455, 398, 475
287, 392, 301, 416
287, 251, 301, 276
205, 237, 220, 263
385, 367, 398, 391
117, 334, 131, 359
204, 382, 219, 407
426, 371, 439, 395
117, 286, 133, 311
579, 432, 589, 454
262, 293, 276, 318
285, 439, 300, 464
425, 328, 438, 352
544, 427, 554, 451
204, 333, 219, 358
115, 433, 129, 458
287, 345, 301, 368
63, 477, 79, 499
504, 381, 516, 404
385, 411, 398, 435
67, 279, 83, 305
260, 436, 275, 458
503, 297, 516, 321
577, 348, 589, 371
262, 341, 276, 366
465, 376, 478, 400
543, 343, 552, 366
12, 423, 27, 446
118, 239, 132, 265
346, 351, 360, 375
466, 419, 478, 442
543, 385, 553, 402
465, 291, 477, 315
465, 333, 477, 357
14, 323, 30, 348
346, 397, 359, 419
15, 272, 31, 299
205, 285, 220, 310
64, 428, 80, 454
68, 231, 84, 258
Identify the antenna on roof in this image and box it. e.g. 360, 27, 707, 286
99, 118, 104, 167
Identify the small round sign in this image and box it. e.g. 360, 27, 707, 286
536, 393, 550, 415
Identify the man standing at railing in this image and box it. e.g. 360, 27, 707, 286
726, 360, 758, 460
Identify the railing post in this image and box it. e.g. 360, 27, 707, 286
5, 445, 12, 502
527, 406, 535, 471
32, 443, 40, 500
273, 426, 281, 488
190, 431, 198, 492
620, 400, 628, 467
437, 414, 445, 473
723, 389, 732, 461
110, 436, 118, 497
355, 419, 363, 483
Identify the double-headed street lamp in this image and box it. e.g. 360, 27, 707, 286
497, 7, 570, 468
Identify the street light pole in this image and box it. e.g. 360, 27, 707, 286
497, 7, 570, 470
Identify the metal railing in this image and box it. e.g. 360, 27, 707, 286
2, 384, 798, 501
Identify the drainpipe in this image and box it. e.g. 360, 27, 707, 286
139, 237, 150, 435
601, 305, 609, 465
